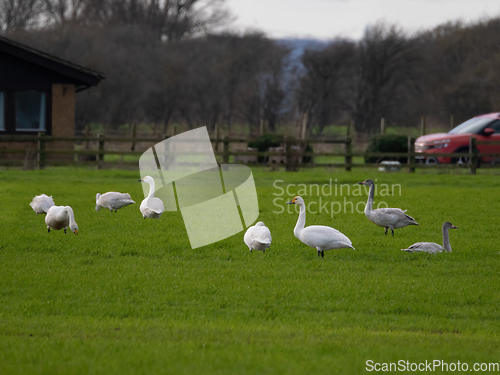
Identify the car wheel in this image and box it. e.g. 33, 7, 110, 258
450, 148, 469, 165
451, 148, 481, 167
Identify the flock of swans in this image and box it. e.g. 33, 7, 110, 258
244, 178, 457, 257
29, 177, 160, 233
29, 176, 457, 257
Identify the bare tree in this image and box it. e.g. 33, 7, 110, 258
349, 23, 421, 133
43, 0, 85, 25
0, 0, 43, 31
298, 40, 356, 133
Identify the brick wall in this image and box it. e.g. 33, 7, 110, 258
47, 84, 76, 161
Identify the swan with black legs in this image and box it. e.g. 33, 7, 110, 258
358, 179, 418, 236
45, 206, 78, 234
287, 196, 354, 258
96, 192, 135, 213
244, 221, 272, 252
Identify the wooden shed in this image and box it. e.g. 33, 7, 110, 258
0, 35, 104, 163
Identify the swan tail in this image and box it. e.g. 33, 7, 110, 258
404, 213, 418, 225
402, 248, 419, 252
256, 240, 271, 247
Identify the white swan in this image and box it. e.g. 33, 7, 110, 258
287, 196, 354, 257
45, 206, 78, 234
29, 194, 55, 214
358, 179, 418, 236
138, 176, 164, 219
402, 222, 458, 253
244, 221, 272, 252
96, 192, 135, 212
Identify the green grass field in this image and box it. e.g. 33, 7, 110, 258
1, 167, 499, 374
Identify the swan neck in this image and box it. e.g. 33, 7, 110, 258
147, 179, 155, 198
65, 207, 76, 225
294, 202, 306, 236
365, 183, 374, 212
442, 226, 452, 252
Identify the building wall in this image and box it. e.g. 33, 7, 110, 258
0, 84, 76, 165
51, 84, 75, 137
46, 84, 75, 161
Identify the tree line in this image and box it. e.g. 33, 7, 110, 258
2, 0, 500, 135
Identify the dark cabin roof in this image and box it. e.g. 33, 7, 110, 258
0, 35, 104, 92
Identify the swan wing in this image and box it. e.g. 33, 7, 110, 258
299, 225, 353, 250
254, 225, 272, 245
402, 242, 443, 253
244, 225, 272, 250
371, 208, 417, 226
244, 226, 254, 249
147, 197, 164, 214
100, 192, 135, 209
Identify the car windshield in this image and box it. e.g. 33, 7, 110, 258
449, 117, 493, 134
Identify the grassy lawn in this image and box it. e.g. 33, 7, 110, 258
0, 167, 499, 374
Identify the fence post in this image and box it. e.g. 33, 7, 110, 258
223, 136, 229, 164
380, 118, 386, 134
130, 123, 137, 151
213, 124, 220, 153
407, 135, 415, 173
97, 133, 104, 169
285, 135, 292, 171
213, 123, 219, 140
37, 131, 46, 170
469, 137, 477, 174
345, 137, 352, 172
420, 116, 426, 136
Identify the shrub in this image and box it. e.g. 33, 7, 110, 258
248, 134, 282, 163
248, 134, 313, 164
365, 134, 413, 164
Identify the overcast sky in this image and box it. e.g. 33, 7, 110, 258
225, 0, 500, 40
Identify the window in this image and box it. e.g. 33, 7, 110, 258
0, 92, 4, 131
15, 91, 46, 131
487, 120, 500, 134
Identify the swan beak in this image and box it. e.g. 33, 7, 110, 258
357, 182, 364, 185
138, 179, 143, 182
74, 230, 78, 235
286, 201, 294, 204
452, 225, 458, 229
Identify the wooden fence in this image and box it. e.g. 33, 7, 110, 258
1, 133, 499, 174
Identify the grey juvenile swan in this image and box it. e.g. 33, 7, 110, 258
358, 179, 418, 236
402, 222, 458, 254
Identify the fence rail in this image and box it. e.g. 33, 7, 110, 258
1, 133, 499, 174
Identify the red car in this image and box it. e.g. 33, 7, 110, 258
414, 112, 500, 164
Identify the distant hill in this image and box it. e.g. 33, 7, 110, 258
277, 37, 330, 60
